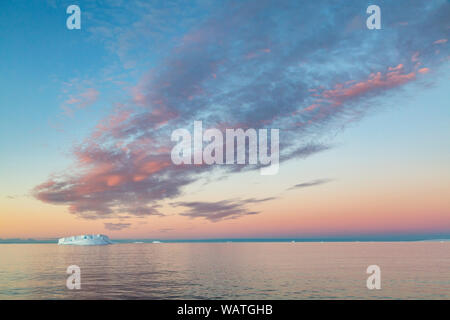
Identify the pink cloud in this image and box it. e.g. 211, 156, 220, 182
106, 175, 124, 187
304, 104, 320, 112
433, 39, 448, 45
321, 64, 416, 106
418, 68, 430, 74
61, 88, 99, 116
78, 88, 99, 108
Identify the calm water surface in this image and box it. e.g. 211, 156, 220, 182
0, 242, 449, 299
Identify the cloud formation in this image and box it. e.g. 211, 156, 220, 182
34, 0, 449, 221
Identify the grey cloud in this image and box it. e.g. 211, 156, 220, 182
104, 222, 132, 230
174, 197, 276, 222
288, 179, 333, 190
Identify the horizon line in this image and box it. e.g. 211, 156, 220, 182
1, 236, 450, 244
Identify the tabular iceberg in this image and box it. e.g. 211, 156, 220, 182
58, 234, 112, 245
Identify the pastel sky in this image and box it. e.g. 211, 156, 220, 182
0, 0, 449, 240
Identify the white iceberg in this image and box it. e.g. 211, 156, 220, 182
58, 234, 112, 246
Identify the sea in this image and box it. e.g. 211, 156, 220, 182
0, 241, 449, 299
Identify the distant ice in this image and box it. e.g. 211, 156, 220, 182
58, 234, 112, 245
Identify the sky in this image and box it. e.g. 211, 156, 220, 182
0, 0, 449, 240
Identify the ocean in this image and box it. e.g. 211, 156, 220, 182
0, 242, 449, 299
